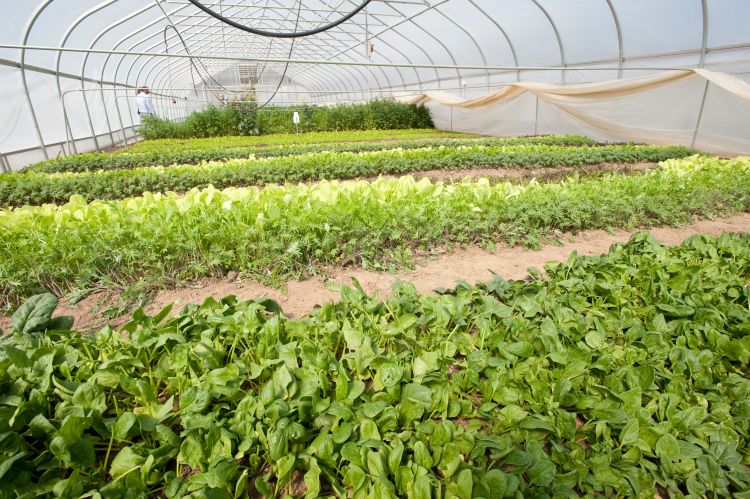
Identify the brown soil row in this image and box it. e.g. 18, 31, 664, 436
372, 161, 657, 183
26, 212, 750, 333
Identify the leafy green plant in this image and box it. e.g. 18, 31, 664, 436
127, 128, 476, 154
256, 100, 434, 135
140, 100, 434, 140
9, 293, 73, 334
3, 144, 694, 206
1, 155, 748, 310
25, 135, 599, 174
1, 232, 750, 496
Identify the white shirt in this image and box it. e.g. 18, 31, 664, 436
136, 92, 156, 116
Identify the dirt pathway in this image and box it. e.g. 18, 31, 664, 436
376, 162, 657, 183
39, 212, 750, 332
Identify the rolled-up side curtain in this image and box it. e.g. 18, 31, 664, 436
395, 70, 750, 156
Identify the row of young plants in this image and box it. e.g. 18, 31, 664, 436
139, 100, 435, 139
140, 101, 258, 140
2, 231, 750, 497
1, 155, 748, 310
254, 101, 435, 135
26, 135, 599, 174
127, 128, 476, 153
2, 144, 694, 207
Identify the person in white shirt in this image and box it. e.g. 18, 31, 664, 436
135, 85, 156, 117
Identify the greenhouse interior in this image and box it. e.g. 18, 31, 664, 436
2, 0, 750, 497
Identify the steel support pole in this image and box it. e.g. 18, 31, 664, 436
530, 0, 566, 85
699, 0, 709, 67
466, 0, 520, 83
0, 154, 10, 173
605, 0, 624, 79
691, 80, 711, 148
19, 1, 54, 160
2, 45, 700, 74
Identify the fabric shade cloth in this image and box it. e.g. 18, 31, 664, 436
394, 70, 750, 156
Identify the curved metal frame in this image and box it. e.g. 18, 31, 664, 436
288, 0, 456, 89
150, 0, 387, 98
699, 0, 709, 67
10, 0, 720, 163
19, 0, 55, 160
605, 0, 625, 79
466, 0, 521, 82
140, 1, 375, 102
54, 1, 120, 154
434, 6, 490, 89
95, 3, 176, 142
529, 0, 566, 84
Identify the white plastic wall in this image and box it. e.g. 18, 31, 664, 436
1, 0, 750, 169
401, 70, 750, 156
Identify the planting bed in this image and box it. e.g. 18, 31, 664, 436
2, 231, 750, 497
2, 129, 750, 498
1, 154, 749, 311
25, 135, 595, 174
2, 143, 693, 206
25, 211, 750, 334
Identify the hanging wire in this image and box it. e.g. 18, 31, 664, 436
163, 24, 237, 96
186, 0, 371, 38
258, 0, 305, 85
256, 0, 303, 110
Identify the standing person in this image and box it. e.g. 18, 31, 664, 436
135, 85, 157, 118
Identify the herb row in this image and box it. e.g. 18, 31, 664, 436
2, 231, 750, 496
26, 135, 598, 174
3, 144, 693, 207
1, 155, 747, 310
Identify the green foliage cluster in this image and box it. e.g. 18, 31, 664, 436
1, 156, 748, 310
2, 232, 750, 497
126, 129, 476, 154
256, 100, 434, 135
140, 102, 259, 140
26, 136, 598, 174
1, 144, 693, 206
139, 100, 434, 140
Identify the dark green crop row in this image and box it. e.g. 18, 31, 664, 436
126, 128, 477, 153
2, 231, 750, 496
138, 99, 435, 139
26, 135, 599, 174
2, 144, 693, 207
0, 156, 746, 311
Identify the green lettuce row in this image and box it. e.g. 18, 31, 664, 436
1, 155, 748, 309
1, 231, 750, 496
25, 135, 599, 174
138, 100, 435, 139
132, 128, 475, 153
2, 144, 693, 207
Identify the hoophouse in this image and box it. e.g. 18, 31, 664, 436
5, 3, 750, 497
1, 0, 750, 170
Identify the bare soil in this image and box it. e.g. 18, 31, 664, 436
21, 212, 749, 333
374, 162, 657, 183
230, 135, 483, 149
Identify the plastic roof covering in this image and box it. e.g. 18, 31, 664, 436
1, 0, 750, 168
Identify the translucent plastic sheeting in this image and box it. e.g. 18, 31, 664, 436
396, 70, 750, 156
2, 0, 750, 169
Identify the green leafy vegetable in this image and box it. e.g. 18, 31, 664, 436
1, 233, 750, 496
1, 155, 743, 311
